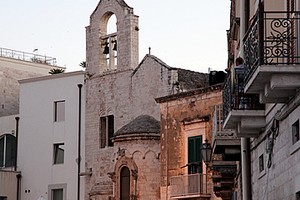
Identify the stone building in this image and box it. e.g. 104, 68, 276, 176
156, 84, 223, 200
220, 0, 300, 199
84, 0, 208, 199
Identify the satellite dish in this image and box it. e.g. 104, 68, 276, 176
37, 196, 46, 200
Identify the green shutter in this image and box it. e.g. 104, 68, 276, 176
188, 136, 202, 174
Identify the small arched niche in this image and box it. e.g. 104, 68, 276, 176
100, 13, 118, 71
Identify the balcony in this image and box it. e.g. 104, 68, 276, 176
244, 11, 300, 103
169, 173, 210, 199
212, 104, 240, 161
212, 161, 237, 200
0, 47, 57, 66
223, 75, 265, 137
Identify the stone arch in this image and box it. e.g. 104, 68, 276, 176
143, 149, 160, 159
113, 156, 138, 199
86, 0, 139, 75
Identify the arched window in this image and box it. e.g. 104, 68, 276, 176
101, 13, 118, 70
120, 166, 130, 200
0, 134, 16, 168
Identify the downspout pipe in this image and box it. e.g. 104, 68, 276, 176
16, 173, 21, 200
240, 0, 252, 200
15, 117, 20, 171
77, 84, 83, 200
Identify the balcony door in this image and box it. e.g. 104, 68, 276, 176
188, 136, 202, 174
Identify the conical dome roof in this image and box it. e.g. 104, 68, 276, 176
115, 115, 160, 136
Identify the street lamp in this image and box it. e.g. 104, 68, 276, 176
201, 139, 212, 194
201, 139, 212, 165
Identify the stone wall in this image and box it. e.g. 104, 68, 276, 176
0, 57, 59, 116
251, 98, 300, 199
157, 85, 223, 200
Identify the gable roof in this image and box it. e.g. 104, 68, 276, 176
91, 0, 133, 18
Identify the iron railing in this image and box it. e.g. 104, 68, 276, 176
0, 47, 57, 66
223, 75, 264, 121
170, 173, 209, 198
244, 11, 300, 82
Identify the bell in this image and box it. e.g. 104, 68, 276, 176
103, 43, 109, 54
113, 41, 117, 51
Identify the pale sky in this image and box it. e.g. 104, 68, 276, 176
1, 0, 230, 73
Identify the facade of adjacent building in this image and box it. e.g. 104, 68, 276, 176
0, 115, 19, 200
18, 71, 85, 200
0, 47, 63, 117
220, 0, 300, 199
156, 84, 224, 200
0, 48, 64, 200
84, 0, 209, 199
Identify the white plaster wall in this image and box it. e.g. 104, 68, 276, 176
18, 71, 85, 200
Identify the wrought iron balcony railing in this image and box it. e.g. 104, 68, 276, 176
244, 11, 300, 82
223, 75, 264, 121
0, 47, 57, 66
170, 173, 209, 198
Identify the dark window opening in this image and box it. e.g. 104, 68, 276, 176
100, 115, 114, 148
259, 154, 264, 172
120, 167, 130, 200
188, 136, 202, 174
0, 134, 16, 168
292, 120, 299, 144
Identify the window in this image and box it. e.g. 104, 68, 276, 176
188, 136, 202, 174
52, 188, 63, 200
48, 184, 66, 200
259, 154, 264, 172
54, 101, 65, 122
100, 115, 114, 148
120, 167, 130, 200
296, 191, 300, 200
292, 120, 299, 144
0, 196, 7, 200
0, 134, 16, 168
53, 144, 64, 164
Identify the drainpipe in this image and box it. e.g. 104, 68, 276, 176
16, 173, 21, 200
77, 84, 83, 200
240, 0, 252, 199
15, 117, 20, 171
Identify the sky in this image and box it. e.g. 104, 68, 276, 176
1, 0, 230, 73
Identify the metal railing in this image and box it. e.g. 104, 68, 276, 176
223, 75, 264, 121
0, 47, 57, 66
170, 173, 209, 198
244, 11, 300, 82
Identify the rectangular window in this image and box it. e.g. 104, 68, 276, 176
52, 188, 63, 200
0, 196, 7, 200
53, 144, 64, 164
54, 101, 65, 122
100, 115, 114, 148
188, 136, 202, 174
292, 120, 299, 144
0, 135, 16, 168
259, 154, 264, 172
0, 137, 4, 167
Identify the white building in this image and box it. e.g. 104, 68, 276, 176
18, 71, 85, 200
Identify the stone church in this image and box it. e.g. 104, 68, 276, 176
84, 0, 208, 199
